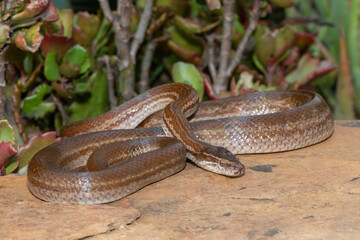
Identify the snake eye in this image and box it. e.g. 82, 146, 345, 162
198, 145, 244, 177
215, 146, 238, 163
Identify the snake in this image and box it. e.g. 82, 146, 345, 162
27, 83, 334, 204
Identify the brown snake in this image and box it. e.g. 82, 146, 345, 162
27, 83, 334, 204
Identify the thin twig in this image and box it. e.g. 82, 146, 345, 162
117, 0, 132, 69
51, 93, 70, 126
102, 55, 117, 108
12, 82, 27, 142
23, 60, 43, 90
98, 0, 114, 22
0, 50, 6, 120
5, 88, 24, 145
117, 0, 135, 101
146, 12, 168, 36
130, 0, 154, 63
206, 33, 217, 81
226, 0, 261, 77
215, 0, 235, 93
139, 39, 157, 93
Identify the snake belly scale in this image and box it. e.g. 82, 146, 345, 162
27, 83, 334, 204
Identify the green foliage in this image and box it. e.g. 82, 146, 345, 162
288, 0, 360, 119
59, 44, 91, 78
44, 52, 60, 81
172, 62, 204, 101
69, 69, 110, 121
0, 120, 15, 144
0, 120, 58, 175
21, 84, 56, 119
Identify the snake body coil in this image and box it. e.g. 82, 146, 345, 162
27, 83, 334, 204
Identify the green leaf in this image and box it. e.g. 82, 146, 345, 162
93, 16, 112, 51
254, 32, 275, 68
172, 62, 204, 101
21, 84, 56, 119
286, 54, 318, 85
168, 26, 202, 54
5, 156, 19, 175
74, 81, 90, 94
254, 25, 274, 68
173, 16, 202, 35
0, 120, 15, 144
58, 9, 74, 38
69, 69, 110, 121
60, 44, 90, 78
76, 12, 100, 40
274, 26, 296, 60
252, 54, 266, 73
44, 52, 60, 81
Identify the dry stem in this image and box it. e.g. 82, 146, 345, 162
139, 39, 157, 93
130, 0, 154, 63
215, 0, 235, 93
226, 0, 261, 77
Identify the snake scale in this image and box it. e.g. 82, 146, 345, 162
27, 83, 334, 204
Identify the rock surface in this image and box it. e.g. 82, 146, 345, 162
1, 121, 359, 239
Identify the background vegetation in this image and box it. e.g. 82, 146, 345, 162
0, 0, 359, 175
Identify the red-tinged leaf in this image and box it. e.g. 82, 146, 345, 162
296, 61, 336, 88
11, 0, 50, 22
173, 16, 202, 35
41, 1, 59, 22
16, 131, 61, 171
286, 54, 318, 86
254, 27, 275, 68
40, 34, 76, 61
0, 141, 17, 175
281, 48, 299, 72
13, 23, 43, 53
76, 12, 100, 40
273, 26, 296, 61
73, 25, 92, 48
203, 72, 219, 100
286, 54, 336, 89
167, 41, 201, 65
296, 33, 315, 52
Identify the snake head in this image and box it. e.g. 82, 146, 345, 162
195, 145, 245, 177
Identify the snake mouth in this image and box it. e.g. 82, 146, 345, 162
197, 160, 245, 177
222, 163, 245, 177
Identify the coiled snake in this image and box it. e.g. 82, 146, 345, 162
27, 83, 334, 204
